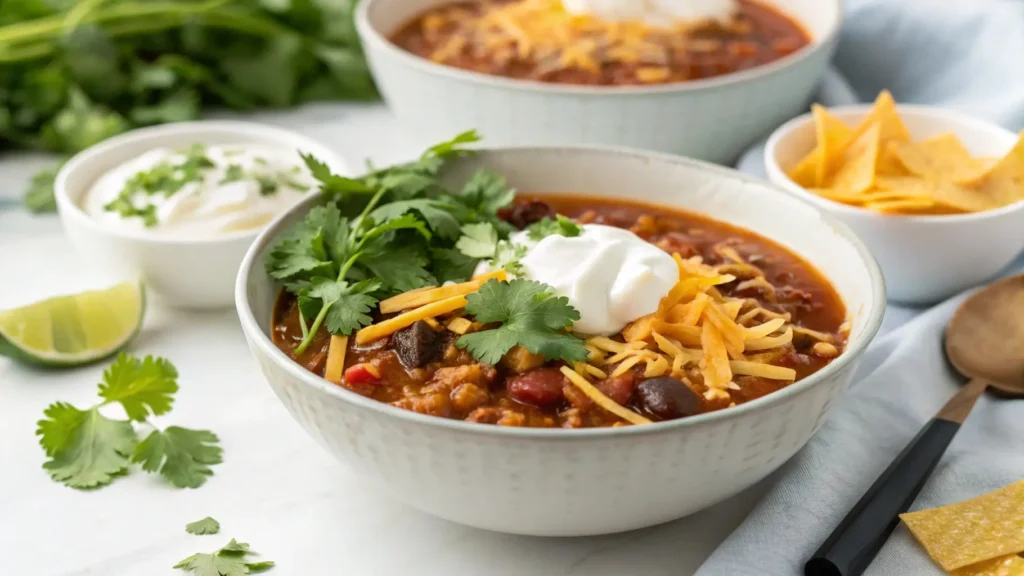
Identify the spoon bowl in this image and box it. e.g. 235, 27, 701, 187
945, 274, 1024, 395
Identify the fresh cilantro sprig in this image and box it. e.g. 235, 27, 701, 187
456, 279, 588, 365
36, 353, 222, 490
526, 215, 583, 241
266, 132, 520, 351
175, 539, 274, 575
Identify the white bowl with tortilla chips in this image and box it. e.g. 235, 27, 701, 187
765, 101, 1024, 304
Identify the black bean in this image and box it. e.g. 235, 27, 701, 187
506, 200, 554, 229
391, 320, 442, 369
636, 377, 702, 420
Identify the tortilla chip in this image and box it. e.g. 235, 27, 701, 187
900, 480, 1024, 572
877, 141, 910, 177
857, 90, 912, 144
890, 133, 993, 183
952, 555, 1024, 576
787, 105, 853, 187
864, 197, 937, 213
962, 132, 1024, 185
788, 150, 821, 187
812, 104, 853, 186
828, 123, 881, 194
875, 176, 998, 212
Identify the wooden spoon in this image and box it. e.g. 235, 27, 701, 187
806, 274, 1024, 576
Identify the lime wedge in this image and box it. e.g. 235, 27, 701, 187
0, 281, 145, 367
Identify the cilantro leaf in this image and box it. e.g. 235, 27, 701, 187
456, 279, 587, 365
431, 248, 480, 285
457, 169, 516, 215
455, 223, 499, 259
133, 426, 223, 489
97, 353, 179, 421
492, 241, 529, 276
305, 278, 381, 335
358, 213, 431, 243
361, 242, 435, 293
186, 517, 221, 536
413, 130, 481, 176
370, 199, 463, 240
37, 404, 136, 489
302, 153, 373, 197
526, 215, 583, 241
174, 539, 274, 575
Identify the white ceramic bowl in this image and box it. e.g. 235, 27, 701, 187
765, 105, 1024, 304
356, 0, 842, 164
236, 146, 886, 536
55, 121, 347, 310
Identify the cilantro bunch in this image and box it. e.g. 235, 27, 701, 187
265, 131, 519, 354
37, 353, 222, 490
1, 0, 376, 212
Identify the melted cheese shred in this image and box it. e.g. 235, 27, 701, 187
584, 252, 821, 402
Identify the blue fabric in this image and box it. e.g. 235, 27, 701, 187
709, 2, 1024, 575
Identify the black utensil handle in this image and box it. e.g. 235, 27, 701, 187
804, 418, 961, 576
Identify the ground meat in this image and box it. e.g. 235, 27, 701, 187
560, 408, 584, 429
655, 232, 699, 258
563, 382, 593, 409
392, 389, 452, 418
466, 406, 526, 426
451, 383, 490, 413
431, 364, 497, 390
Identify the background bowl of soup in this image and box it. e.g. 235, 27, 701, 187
356, 0, 842, 164
236, 146, 885, 536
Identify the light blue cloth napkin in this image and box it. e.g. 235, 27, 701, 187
702, 1, 1024, 574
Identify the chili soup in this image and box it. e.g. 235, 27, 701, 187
267, 138, 848, 429
389, 0, 811, 86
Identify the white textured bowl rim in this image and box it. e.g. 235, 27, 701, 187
356, 0, 844, 96
54, 120, 347, 246
765, 103, 1024, 223
236, 144, 886, 439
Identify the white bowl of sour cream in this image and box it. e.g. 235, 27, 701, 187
55, 121, 346, 309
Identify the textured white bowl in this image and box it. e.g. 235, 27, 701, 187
55, 121, 347, 310
238, 147, 885, 536
765, 105, 1024, 304
356, 0, 842, 165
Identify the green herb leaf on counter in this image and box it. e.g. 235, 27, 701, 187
133, 426, 223, 489
37, 403, 136, 489
527, 215, 583, 241
456, 279, 588, 365
97, 354, 179, 422
186, 517, 221, 536
35, 353, 222, 490
174, 539, 275, 575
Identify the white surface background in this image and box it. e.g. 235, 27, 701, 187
0, 104, 920, 575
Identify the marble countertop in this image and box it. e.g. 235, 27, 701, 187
0, 103, 920, 576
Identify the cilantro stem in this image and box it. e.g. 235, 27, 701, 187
298, 308, 309, 340
293, 251, 363, 355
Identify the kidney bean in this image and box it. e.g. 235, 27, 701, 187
505, 200, 554, 229
636, 376, 702, 420
507, 367, 566, 407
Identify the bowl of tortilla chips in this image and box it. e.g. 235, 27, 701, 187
765, 92, 1024, 304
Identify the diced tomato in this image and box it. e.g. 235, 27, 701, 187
344, 363, 382, 386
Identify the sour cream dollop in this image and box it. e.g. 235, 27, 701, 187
561, 0, 737, 27
519, 224, 678, 335
82, 144, 316, 236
